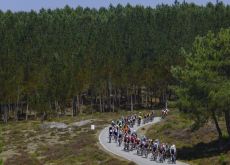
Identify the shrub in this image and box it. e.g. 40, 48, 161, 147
219, 153, 228, 165
168, 101, 177, 108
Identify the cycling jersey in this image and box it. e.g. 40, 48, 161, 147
144, 143, 149, 148
171, 148, 175, 155
118, 133, 122, 138
152, 142, 158, 151
109, 129, 113, 135
136, 139, 140, 145
114, 130, 118, 136
170, 146, 176, 155
131, 136, 136, 143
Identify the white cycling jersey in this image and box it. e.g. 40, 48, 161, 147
170, 145, 176, 155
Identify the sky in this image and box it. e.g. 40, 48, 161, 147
0, 0, 229, 12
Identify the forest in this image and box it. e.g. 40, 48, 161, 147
0, 1, 230, 136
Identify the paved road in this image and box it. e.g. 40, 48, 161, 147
99, 117, 189, 165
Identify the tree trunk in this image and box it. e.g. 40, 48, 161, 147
78, 94, 82, 114
224, 110, 230, 137
211, 109, 222, 139
102, 96, 105, 112
141, 93, 143, 107
99, 94, 102, 113
114, 89, 117, 108
76, 95, 79, 114
1, 105, 3, 123
72, 96, 77, 117
168, 90, 172, 100
5, 106, 8, 123
118, 89, 121, 109
160, 90, 166, 106
112, 95, 115, 112
14, 103, 18, 121
49, 101, 52, 116
72, 99, 74, 117
3, 105, 8, 123
165, 99, 168, 109
150, 89, 153, 109
154, 91, 157, 106
145, 88, 148, 108
134, 87, 137, 107
41, 111, 46, 123
26, 103, 29, 121
91, 97, 94, 114
81, 94, 84, 106
131, 94, 133, 111
126, 88, 129, 109
141, 88, 144, 107
8, 103, 11, 120
55, 100, 59, 118
147, 89, 151, 109
109, 95, 112, 112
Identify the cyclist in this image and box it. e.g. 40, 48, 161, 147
152, 140, 158, 161
159, 143, 165, 162
118, 130, 123, 146
170, 144, 177, 164
109, 126, 113, 143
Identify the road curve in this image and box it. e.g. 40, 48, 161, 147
99, 117, 189, 165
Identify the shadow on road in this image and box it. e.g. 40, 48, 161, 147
178, 138, 230, 160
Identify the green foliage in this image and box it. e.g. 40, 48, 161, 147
0, 3, 230, 114
219, 153, 228, 165
167, 101, 177, 108
171, 28, 230, 136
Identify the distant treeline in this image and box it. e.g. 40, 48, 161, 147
0, 2, 230, 121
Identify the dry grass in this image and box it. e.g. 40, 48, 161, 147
4, 150, 42, 165
0, 110, 148, 165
